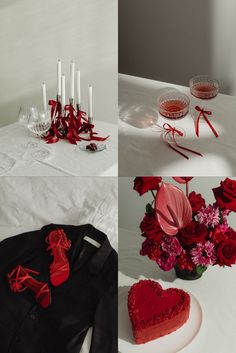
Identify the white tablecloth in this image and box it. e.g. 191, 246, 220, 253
119, 227, 236, 353
119, 74, 236, 176
0, 121, 117, 176
0, 177, 118, 353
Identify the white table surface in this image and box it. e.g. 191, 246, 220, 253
119, 74, 236, 176
119, 227, 236, 353
0, 120, 118, 176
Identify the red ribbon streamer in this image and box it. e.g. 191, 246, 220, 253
44, 100, 109, 144
163, 123, 203, 160
77, 109, 88, 127
78, 123, 109, 141
195, 106, 218, 138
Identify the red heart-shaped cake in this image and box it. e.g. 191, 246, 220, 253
128, 280, 190, 344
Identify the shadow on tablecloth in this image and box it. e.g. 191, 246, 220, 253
118, 77, 236, 176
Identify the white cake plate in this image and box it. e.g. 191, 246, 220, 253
118, 290, 202, 353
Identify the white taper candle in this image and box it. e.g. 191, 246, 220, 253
88, 85, 93, 118
70, 61, 75, 101
57, 60, 62, 96
61, 74, 66, 108
42, 82, 47, 112
76, 70, 81, 105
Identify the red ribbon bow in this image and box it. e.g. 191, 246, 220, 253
163, 123, 202, 160
195, 106, 218, 138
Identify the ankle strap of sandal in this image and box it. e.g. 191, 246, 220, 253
35, 283, 49, 301
46, 230, 71, 252
8, 265, 40, 293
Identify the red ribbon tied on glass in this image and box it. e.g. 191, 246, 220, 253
163, 123, 202, 160
195, 106, 218, 138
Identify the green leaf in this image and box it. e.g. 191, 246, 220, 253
196, 265, 207, 275
146, 203, 154, 214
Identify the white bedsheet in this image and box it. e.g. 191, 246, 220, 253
0, 176, 118, 353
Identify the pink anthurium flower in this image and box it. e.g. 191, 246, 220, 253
172, 177, 193, 196
172, 177, 193, 184
155, 182, 192, 235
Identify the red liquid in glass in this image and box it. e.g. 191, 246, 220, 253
192, 83, 218, 99
160, 100, 188, 118
162, 100, 186, 112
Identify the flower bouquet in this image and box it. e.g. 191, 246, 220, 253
134, 177, 236, 280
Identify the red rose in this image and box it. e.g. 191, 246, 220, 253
188, 191, 206, 213
227, 228, 236, 241
217, 239, 236, 266
140, 213, 164, 240
209, 226, 228, 245
210, 226, 236, 245
213, 178, 236, 212
140, 238, 161, 261
179, 221, 208, 246
134, 177, 162, 196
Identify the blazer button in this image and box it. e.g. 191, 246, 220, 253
30, 312, 37, 320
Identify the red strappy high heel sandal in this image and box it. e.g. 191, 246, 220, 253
45, 229, 71, 287
7, 265, 51, 308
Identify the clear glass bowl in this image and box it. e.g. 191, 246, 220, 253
190, 75, 219, 99
18, 105, 29, 126
27, 108, 51, 136
158, 91, 190, 119
18, 106, 51, 136
79, 142, 107, 153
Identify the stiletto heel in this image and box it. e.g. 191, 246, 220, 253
7, 265, 51, 308
46, 229, 71, 287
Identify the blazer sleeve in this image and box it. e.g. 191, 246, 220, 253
89, 280, 117, 353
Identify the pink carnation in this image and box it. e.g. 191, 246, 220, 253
191, 241, 217, 267
221, 209, 230, 225
197, 205, 220, 228
217, 224, 230, 233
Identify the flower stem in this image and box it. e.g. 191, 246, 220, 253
151, 190, 156, 200
186, 182, 189, 197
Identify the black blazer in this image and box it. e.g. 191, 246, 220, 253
0, 224, 117, 353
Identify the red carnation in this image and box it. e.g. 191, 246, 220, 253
188, 191, 206, 213
176, 252, 195, 271
210, 226, 236, 245
140, 238, 161, 261
140, 213, 164, 240
217, 239, 236, 266
209, 226, 229, 245
179, 221, 208, 246
133, 177, 162, 196
213, 178, 236, 212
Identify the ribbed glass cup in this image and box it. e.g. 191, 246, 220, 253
190, 75, 219, 99
158, 91, 190, 119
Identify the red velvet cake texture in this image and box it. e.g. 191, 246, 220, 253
128, 280, 190, 344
